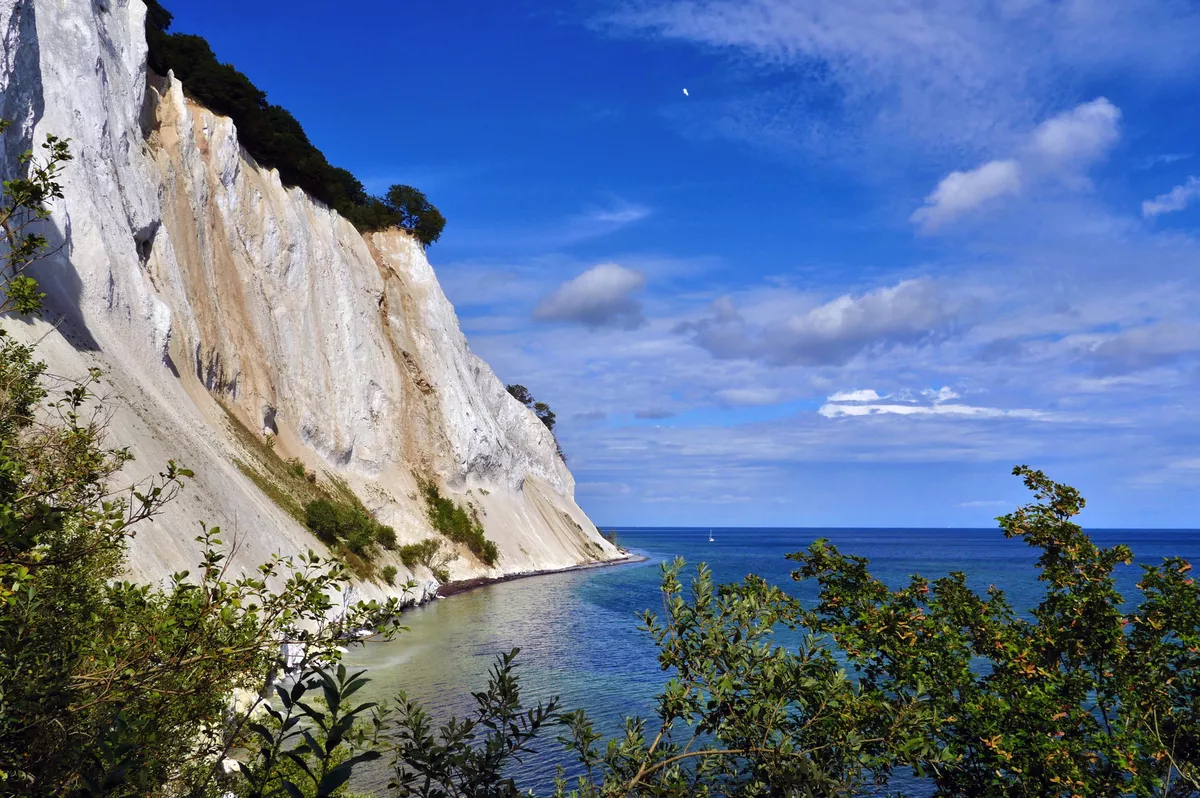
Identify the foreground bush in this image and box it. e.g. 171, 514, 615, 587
0, 125, 403, 796
240, 468, 1200, 797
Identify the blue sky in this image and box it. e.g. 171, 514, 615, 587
166, 0, 1200, 527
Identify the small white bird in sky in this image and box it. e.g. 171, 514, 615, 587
682, 88, 689, 96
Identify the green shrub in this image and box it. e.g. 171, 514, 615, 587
344, 523, 375, 557
303, 498, 341, 544
303, 497, 391, 560
284, 457, 306, 480
419, 481, 500, 566
382, 565, 398, 586
375, 523, 397, 550
398, 537, 457, 582
479, 538, 500, 566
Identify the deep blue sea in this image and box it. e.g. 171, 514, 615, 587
345, 527, 1200, 794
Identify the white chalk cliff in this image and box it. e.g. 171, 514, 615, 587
0, 0, 619, 601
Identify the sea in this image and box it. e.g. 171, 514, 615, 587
343, 527, 1200, 795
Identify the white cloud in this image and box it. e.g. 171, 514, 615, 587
827, 388, 882, 402
910, 160, 1021, 230
533, 263, 647, 329
923, 386, 960, 402
684, 278, 957, 365
1027, 98, 1121, 169
819, 385, 1032, 419
912, 98, 1119, 230
1143, 176, 1200, 217
818, 401, 1043, 419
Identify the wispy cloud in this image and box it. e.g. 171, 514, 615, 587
578, 202, 652, 226
1143, 176, 1200, 217
560, 200, 652, 243
603, 1, 1199, 160
1141, 153, 1192, 169
445, 199, 652, 253
1076, 322, 1200, 373
715, 387, 783, 407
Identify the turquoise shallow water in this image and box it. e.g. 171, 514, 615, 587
343, 527, 1200, 794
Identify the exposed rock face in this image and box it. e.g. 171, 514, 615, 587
0, 0, 619, 600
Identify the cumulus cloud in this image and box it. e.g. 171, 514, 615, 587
635, 408, 676, 419
923, 386, 960, 402
683, 278, 956, 366
1143, 176, 1200, 217
1027, 98, 1121, 169
910, 160, 1021, 230
533, 263, 647, 329
912, 98, 1120, 230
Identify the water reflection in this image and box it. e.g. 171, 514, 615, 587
344, 556, 661, 793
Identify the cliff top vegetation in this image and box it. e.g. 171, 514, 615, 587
143, 0, 445, 247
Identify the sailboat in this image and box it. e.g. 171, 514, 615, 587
708, 529, 714, 542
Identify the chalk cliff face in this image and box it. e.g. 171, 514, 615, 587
0, 0, 618, 600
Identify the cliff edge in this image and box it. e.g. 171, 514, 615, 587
0, 0, 620, 601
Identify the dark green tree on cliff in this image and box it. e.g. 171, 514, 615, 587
385, 184, 446, 248
144, 0, 449, 244
507, 384, 563, 461
505, 384, 556, 433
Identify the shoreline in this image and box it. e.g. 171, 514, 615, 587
435, 550, 649, 598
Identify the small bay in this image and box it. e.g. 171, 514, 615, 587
346, 526, 1200, 794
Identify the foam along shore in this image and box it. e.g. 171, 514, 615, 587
436, 550, 648, 598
